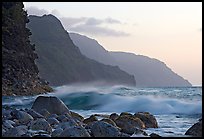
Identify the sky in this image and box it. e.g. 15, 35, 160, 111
23, 2, 202, 86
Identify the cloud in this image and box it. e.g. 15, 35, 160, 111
26, 6, 48, 16
68, 24, 130, 37
60, 17, 129, 37
25, 6, 130, 37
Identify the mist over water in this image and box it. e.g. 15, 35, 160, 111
2, 84, 202, 115
2, 84, 202, 136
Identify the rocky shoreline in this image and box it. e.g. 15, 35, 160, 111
2, 96, 202, 137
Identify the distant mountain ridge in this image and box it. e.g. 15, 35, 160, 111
70, 32, 192, 87
27, 14, 136, 87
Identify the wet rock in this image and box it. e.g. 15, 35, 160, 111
29, 118, 52, 134
33, 134, 51, 137
100, 118, 117, 127
91, 121, 121, 137
120, 112, 133, 117
134, 112, 158, 128
51, 128, 63, 137
47, 114, 58, 119
57, 114, 68, 122
3, 120, 15, 129
83, 115, 98, 124
115, 115, 145, 135
150, 133, 162, 137
38, 109, 50, 118
11, 110, 33, 124
185, 120, 202, 137
31, 96, 71, 115
70, 111, 84, 121
109, 113, 119, 121
21, 134, 32, 137
119, 132, 131, 137
57, 120, 78, 130
59, 126, 91, 137
3, 126, 27, 137
26, 109, 44, 119
47, 117, 60, 126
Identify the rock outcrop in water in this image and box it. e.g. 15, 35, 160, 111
185, 119, 202, 137
2, 96, 160, 137
70, 32, 192, 87
27, 14, 136, 87
2, 2, 52, 96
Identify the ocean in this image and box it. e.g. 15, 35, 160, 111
2, 85, 202, 137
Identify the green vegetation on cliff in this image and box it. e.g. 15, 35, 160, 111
2, 2, 52, 96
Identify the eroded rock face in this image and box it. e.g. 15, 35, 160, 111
134, 112, 158, 128
185, 120, 202, 137
31, 96, 70, 115
90, 121, 121, 137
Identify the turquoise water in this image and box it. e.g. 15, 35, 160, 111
2, 85, 202, 137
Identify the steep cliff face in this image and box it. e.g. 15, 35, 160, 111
27, 14, 136, 87
70, 32, 192, 87
2, 2, 53, 96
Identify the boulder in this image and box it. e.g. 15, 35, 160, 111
29, 118, 52, 134
3, 126, 27, 137
149, 133, 161, 137
185, 120, 202, 137
115, 115, 145, 135
11, 110, 33, 124
47, 117, 60, 126
90, 121, 121, 137
38, 109, 50, 118
109, 113, 119, 121
31, 96, 70, 115
59, 126, 91, 137
57, 120, 78, 130
83, 115, 98, 124
100, 118, 117, 127
134, 112, 158, 128
26, 109, 44, 119
51, 128, 63, 137
70, 111, 84, 121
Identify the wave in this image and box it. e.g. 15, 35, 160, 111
3, 85, 201, 115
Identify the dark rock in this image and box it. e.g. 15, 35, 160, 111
29, 118, 52, 134
100, 118, 117, 127
115, 115, 145, 135
90, 121, 120, 137
11, 109, 33, 124
38, 109, 50, 118
119, 132, 131, 137
185, 120, 202, 137
109, 113, 119, 121
3, 120, 14, 129
57, 120, 78, 130
70, 111, 84, 121
47, 117, 60, 126
26, 109, 44, 119
120, 112, 133, 117
33, 134, 51, 137
134, 112, 158, 128
59, 126, 91, 137
3, 126, 27, 137
83, 115, 98, 124
57, 114, 68, 122
150, 133, 162, 137
47, 114, 58, 119
31, 96, 71, 115
51, 128, 63, 137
